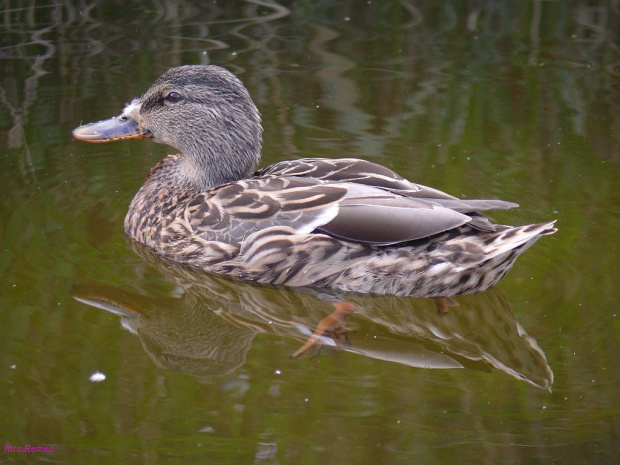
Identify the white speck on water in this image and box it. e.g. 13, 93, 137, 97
89, 371, 106, 382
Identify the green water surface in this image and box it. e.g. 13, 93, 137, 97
1, 1, 619, 464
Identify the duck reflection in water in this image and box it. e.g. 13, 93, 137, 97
73, 244, 553, 390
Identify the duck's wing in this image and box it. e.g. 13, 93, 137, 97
178, 176, 473, 247
255, 157, 453, 198
255, 157, 518, 214
178, 177, 345, 245
318, 183, 471, 245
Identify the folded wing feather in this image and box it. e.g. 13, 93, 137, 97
181, 162, 518, 247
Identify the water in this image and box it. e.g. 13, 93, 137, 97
1, 1, 619, 463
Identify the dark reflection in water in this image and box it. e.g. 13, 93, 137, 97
73, 243, 553, 390
3, 1, 620, 171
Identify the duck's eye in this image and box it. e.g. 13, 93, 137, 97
165, 92, 182, 103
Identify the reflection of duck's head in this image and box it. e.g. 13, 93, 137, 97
74, 65, 262, 191
72, 282, 256, 379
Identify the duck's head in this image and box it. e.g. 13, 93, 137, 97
73, 65, 263, 190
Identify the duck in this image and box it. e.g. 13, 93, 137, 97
73, 65, 556, 298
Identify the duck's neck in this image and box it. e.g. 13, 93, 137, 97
182, 144, 258, 191
174, 122, 262, 191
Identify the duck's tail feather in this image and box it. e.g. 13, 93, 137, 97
483, 220, 557, 260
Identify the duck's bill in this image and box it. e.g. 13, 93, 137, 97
72, 116, 152, 143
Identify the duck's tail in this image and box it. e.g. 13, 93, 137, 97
482, 220, 557, 261
430, 220, 557, 297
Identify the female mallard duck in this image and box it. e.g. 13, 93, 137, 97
73, 65, 556, 298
